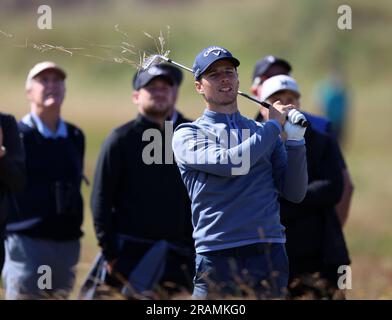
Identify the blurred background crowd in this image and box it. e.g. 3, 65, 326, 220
0, 0, 391, 299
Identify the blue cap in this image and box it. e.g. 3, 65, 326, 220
192, 46, 240, 80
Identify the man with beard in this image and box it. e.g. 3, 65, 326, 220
90, 63, 194, 299
2, 62, 85, 299
171, 46, 308, 299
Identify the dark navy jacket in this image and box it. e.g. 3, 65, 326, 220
255, 112, 350, 276
6, 121, 84, 241
0, 113, 26, 237
279, 125, 351, 275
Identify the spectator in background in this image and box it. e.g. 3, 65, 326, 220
256, 74, 351, 299
0, 112, 25, 276
251, 55, 353, 227
316, 68, 350, 145
2, 62, 85, 299
89, 63, 194, 299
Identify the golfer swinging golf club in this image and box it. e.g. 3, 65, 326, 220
171, 46, 308, 299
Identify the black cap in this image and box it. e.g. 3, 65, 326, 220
252, 55, 292, 80
133, 63, 182, 90
158, 63, 183, 86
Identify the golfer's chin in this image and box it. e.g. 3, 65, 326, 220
214, 90, 236, 103
217, 96, 237, 106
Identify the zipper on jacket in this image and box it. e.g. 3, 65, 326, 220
226, 113, 242, 142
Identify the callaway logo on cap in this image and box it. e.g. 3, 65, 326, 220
193, 45, 240, 80
203, 46, 228, 57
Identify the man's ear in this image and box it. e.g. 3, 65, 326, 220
132, 90, 139, 104
195, 80, 204, 94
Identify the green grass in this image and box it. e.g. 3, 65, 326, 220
1, 0, 392, 299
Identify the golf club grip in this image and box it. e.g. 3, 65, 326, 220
237, 91, 308, 128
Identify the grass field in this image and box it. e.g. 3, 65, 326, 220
1, 0, 392, 299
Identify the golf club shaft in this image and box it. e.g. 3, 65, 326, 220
165, 58, 194, 73
238, 91, 308, 128
159, 56, 307, 127
164, 58, 269, 107
162, 56, 269, 106
237, 91, 271, 109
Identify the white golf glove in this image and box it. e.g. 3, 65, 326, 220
284, 109, 307, 141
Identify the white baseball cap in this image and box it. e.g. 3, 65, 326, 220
261, 74, 300, 101
25, 61, 66, 89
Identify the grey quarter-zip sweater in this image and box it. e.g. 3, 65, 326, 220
172, 109, 307, 253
